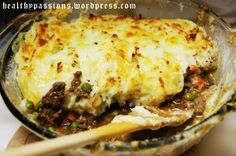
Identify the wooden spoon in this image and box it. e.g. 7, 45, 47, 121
1, 122, 142, 156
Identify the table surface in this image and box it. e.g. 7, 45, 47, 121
0, 96, 20, 150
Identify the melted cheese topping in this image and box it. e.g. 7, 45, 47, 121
15, 15, 217, 115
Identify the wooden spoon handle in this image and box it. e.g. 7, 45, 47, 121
0, 122, 141, 156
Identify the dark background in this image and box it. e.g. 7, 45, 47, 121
0, 0, 235, 30
0, 0, 43, 30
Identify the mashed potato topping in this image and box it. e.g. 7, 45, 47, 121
112, 106, 193, 128
15, 14, 217, 115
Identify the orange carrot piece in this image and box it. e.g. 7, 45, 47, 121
67, 113, 77, 121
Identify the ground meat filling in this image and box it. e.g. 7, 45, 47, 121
26, 67, 216, 135
42, 82, 66, 108
160, 66, 216, 117
37, 108, 65, 127
68, 71, 90, 98
27, 71, 130, 134
37, 82, 66, 127
68, 71, 82, 92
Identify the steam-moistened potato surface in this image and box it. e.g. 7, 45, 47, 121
15, 14, 217, 115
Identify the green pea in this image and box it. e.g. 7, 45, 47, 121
209, 64, 218, 71
81, 82, 92, 93
25, 100, 34, 110
31, 112, 38, 121
48, 127, 55, 132
71, 121, 79, 128
37, 101, 43, 108
184, 88, 198, 101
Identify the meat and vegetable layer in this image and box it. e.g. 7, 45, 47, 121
14, 11, 218, 135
